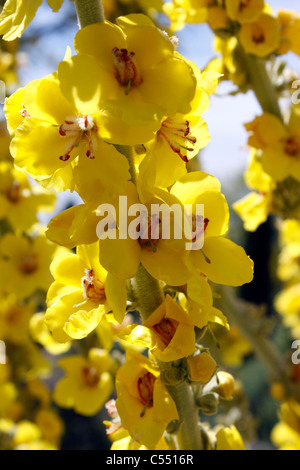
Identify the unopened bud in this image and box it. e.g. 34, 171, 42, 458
160, 367, 185, 386
196, 392, 219, 415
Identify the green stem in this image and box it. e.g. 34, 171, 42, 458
115, 145, 203, 448
239, 47, 282, 120
74, 0, 105, 28
166, 382, 203, 450
134, 264, 164, 322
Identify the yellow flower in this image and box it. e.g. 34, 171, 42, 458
204, 371, 235, 400
0, 295, 35, 345
216, 324, 252, 366
225, 0, 264, 24
104, 399, 170, 450
115, 351, 178, 449
271, 400, 300, 450
245, 109, 300, 182
45, 242, 127, 343
0, 0, 64, 41
233, 150, 275, 232
29, 312, 71, 355
54, 349, 116, 416
170, 172, 254, 286
74, 14, 197, 145
6, 69, 130, 197
138, 63, 216, 194
239, 13, 280, 57
143, 294, 196, 362
163, 1, 228, 32
34, 408, 65, 446
0, 370, 18, 416
99, 182, 191, 285
187, 351, 217, 383
275, 283, 300, 338
0, 232, 61, 300
216, 425, 245, 450
208, 36, 247, 88
278, 10, 300, 56
0, 161, 56, 232
277, 220, 300, 282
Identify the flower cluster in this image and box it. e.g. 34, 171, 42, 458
0, 5, 256, 450
4, 0, 300, 452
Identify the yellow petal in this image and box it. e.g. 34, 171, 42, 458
193, 237, 254, 286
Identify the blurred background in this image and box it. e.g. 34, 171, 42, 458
1, 0, 300, 450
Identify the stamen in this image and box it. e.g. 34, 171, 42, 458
137, 372, 155, 415
200, 249, 211, 264
112, 47, 142, 91
58, 115, 97, 162
158, 117, 197, 162
82, 366, 99, 387
152, 318, 179, 346
6, 181, 22, 203
284, 137, 300, 158
81, 269, 106, 302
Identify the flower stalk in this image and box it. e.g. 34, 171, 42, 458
74, 0, 105, 28
74, 0, 205, 450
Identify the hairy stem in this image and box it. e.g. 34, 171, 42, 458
74, 0, 105, 28
166, 382, 204, 450
239, 47, 283, 120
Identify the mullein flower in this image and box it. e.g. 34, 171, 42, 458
233, 150, 275, 232
239, 13, 280, 57
271, 400, 300, 450
0, 232, 61, 300
225, 0, 264, 24
141, 294, 196, 362
245, 109, 300, 182
5, 66, 130, 196
115, 350, 178, 448
53, 348, 117, 416
0, 161, 56, 232
104, 399, 170, 450
45, 242, 127, 343
163, 0, 228, 32
137, 62, 218, 194
99, 182, 191, 285
74, 14, 197, 145
169, 172, 254, 286
0, 0, 64, 41
278, 10, 300, 56
216, 425, 245, 450
0, 295, 35, 345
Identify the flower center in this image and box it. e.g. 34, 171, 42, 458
252, 26, 265, 44
284, 137, 300, 158
138, 213, 161, 252
239, 0, 250, 12
137, 372, 156, 416
19, 104, 30, 120
58, 115, 97, 162
81, 269, 106, 303
157, 117, 197, 163
112, 47, 142, 93
5, 181, 22, 204
152, 318, 179, 347
82, 366, 100, 387
20, 254, 38, 275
